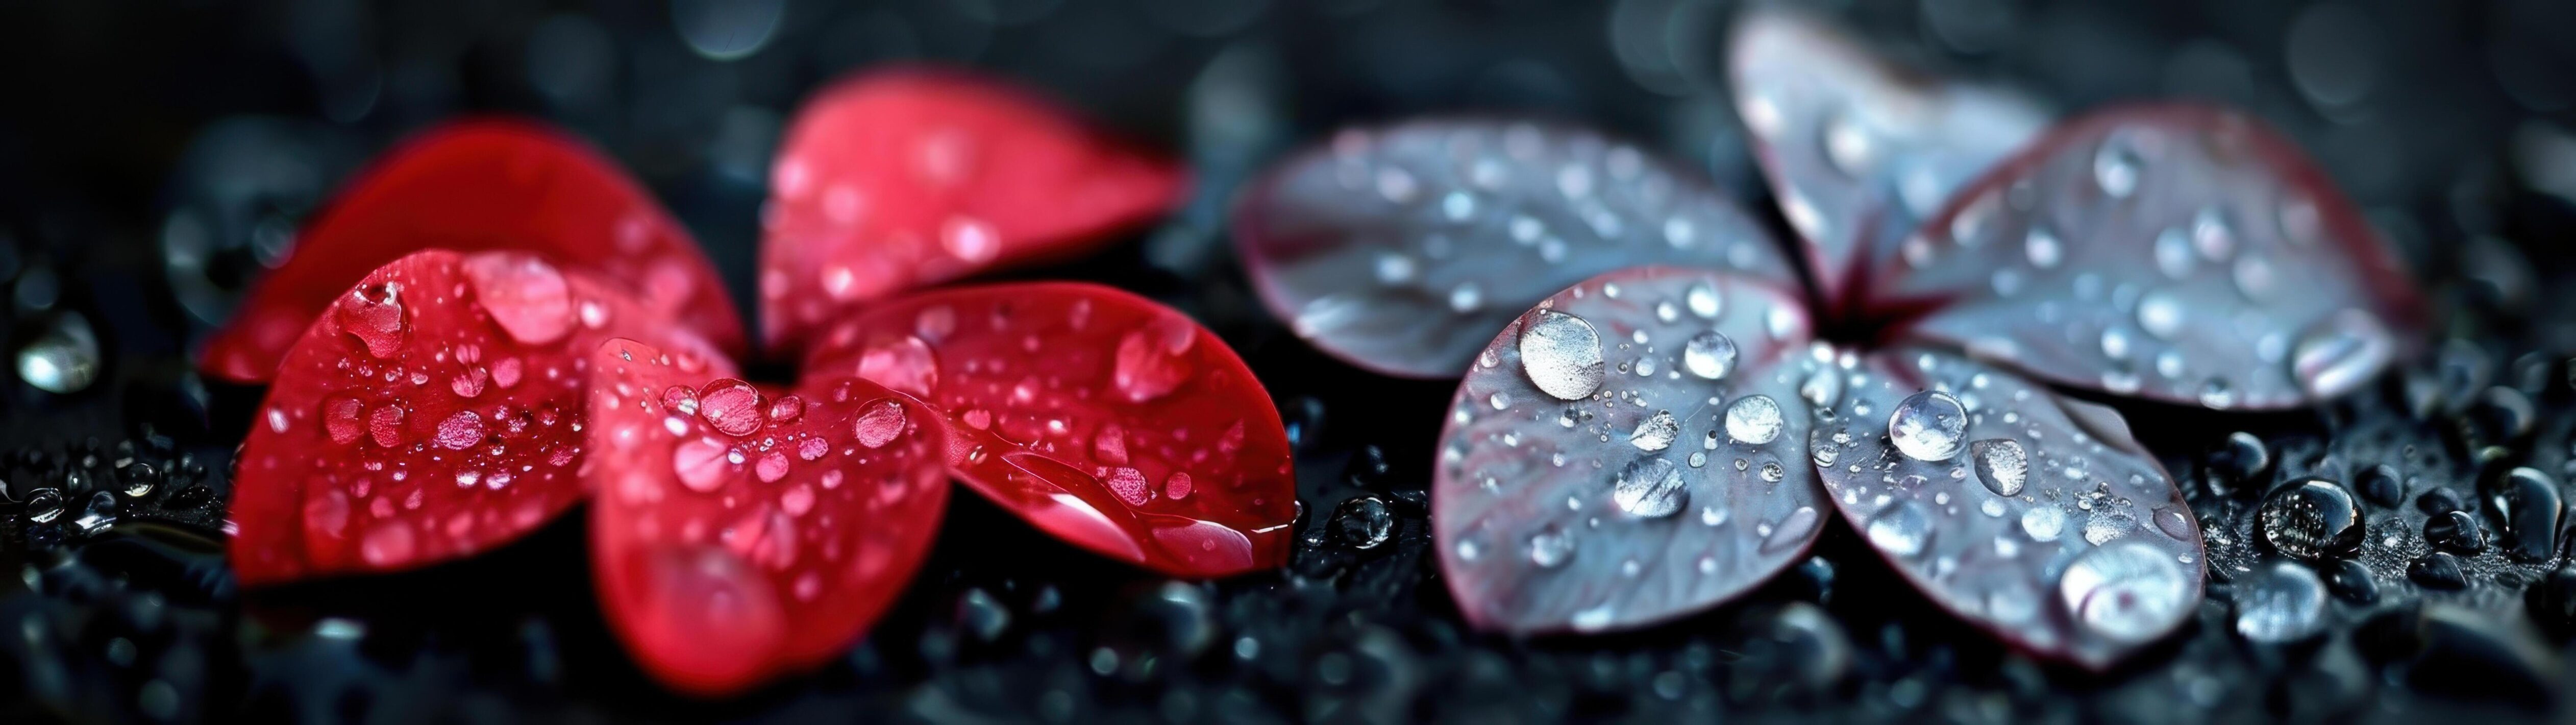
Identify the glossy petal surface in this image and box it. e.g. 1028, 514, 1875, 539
586, 339, 948, 696
201, 119, 744, 383
1433, 267, 1831, 634
1807, 348, 2202, 669
804, 283, 1295, 577
1877, 104, 2424, 408
760, 68, 1187, 353
1233, 118, 1792, 378
228, 250, 735, 586
1729, 8, 2049, 304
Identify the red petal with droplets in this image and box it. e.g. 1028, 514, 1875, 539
1873, 103, 2425, 408
227, 250, 735, 586
199, 119, 745, 383
803, 282, 1294, 577
1233, 118, 1793, 379
760, 68, 1187, 353
1728, 8, 2049, 307
1433, 267, 1832, 634
585, 338, 948, 696
1808, 347, 2202, 670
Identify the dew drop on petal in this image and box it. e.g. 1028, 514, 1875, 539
1611, 457, 1688, 518
1888, 391, 1967, 462
853, 399, 907, 448
1519, 310, 1606, 400
1723, 395, 1784, 445
1682, 330, 1738, 380
1969, 438, 2028, 497
1865, 500, 1935, 559
1628, 410, 1681, 451
2290, 309, 2394, 399
1528, 524, 1575, 568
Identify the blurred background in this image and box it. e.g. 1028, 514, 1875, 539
3, 0, 2576, 722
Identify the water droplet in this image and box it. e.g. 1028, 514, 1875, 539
674, 437, 731, 492
1682, 331, 1738, 380
24, 488, 64, 523
1112, 315, 1199, 403
1758, 506, 1821, 554
1612, 457, 1688, 518
940, 215, 1000, 263
1888, 391, 1968, 462
2135, 291, 2184, 340
2059, 540, 2190, 643
1519, 310, 1606, 400
1685, 281, 1722, 319
1529, 525, 1575, 568
697, 379, 766, 437
1822, 111, 1876, 176
2152, 228, 2194, 279
2021, 505, 2067, 542
1628, 410, 1680, 451
1865, 501, 1935, 558
2024, 227, 2063, 269
1448, 283, 1483, 313
854, 334, 939, 398
434, 410, 485, 450
2290, 309, 2393, 399
1724, 395, 1785, 445
2093, 132, 2144, 198
853, 399, 906, 448
2258, 478, 2363, 561
2234, 561, 2327, 643
1970, 439, 2027, 497
1800, 366, 1844, 408
335, 282, 407, 358
463, 253, 574, 345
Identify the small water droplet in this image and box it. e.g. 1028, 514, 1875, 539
2093, 131, 2144, 198
1970, 439, 2028, 497
2290, 309, 2394, 399
1628, 410, 1680, 451
1685, 281, 1722, 318
1529, 525, 1575, 568
1682, 331, 1737, 380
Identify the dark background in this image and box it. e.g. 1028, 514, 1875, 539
4, 0, 2576, 722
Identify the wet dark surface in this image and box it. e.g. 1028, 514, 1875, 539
6, 0, 2576, 722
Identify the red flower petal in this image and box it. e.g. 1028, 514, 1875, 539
197, 119, 745, 383
1433, 267, 1832, 634
1808, 347, 2203, 670
1233, 118, 1793, 378
1728, 8, 2050, 307
760, 68, 1187, 353
1873, 104, 2425, 408
584, 338, 948, 696
803, 282, 1294, 577
227, 250, 736, 586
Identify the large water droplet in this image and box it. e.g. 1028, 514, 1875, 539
1612, 457, 1688, 518
2058, 540, 2190, 644
463, 253, 574, 345
1682, 331, 1738, 380
1113, 315, 1199, 403
1724, 395, 1785, 445
1865, 500, 1935, 558
1628, 410, 1681, 451
697, 379, 766, 437
335, 282, 406, 359
2233, 561, 2327, 644
1529, 525, 1575, 568
1970, 439, 2028, 497
1888, 391, 1967, 462
2257, 477, 2363, 562
2290, 309, 2394, 399
1519, 310, 1606, 400
853, 399, 906, 448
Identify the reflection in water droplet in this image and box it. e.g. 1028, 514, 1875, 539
1612, 457, 1688, 518
2060, 540, 2191, 644
1971, 439, 2028, 497
1682, 331, 1738, 380
1519, 310, 1606, 400
1724, 395, 1785, 445
1889, 391, 1968, 462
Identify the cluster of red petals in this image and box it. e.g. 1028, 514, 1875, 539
210, 68, 1287, 696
